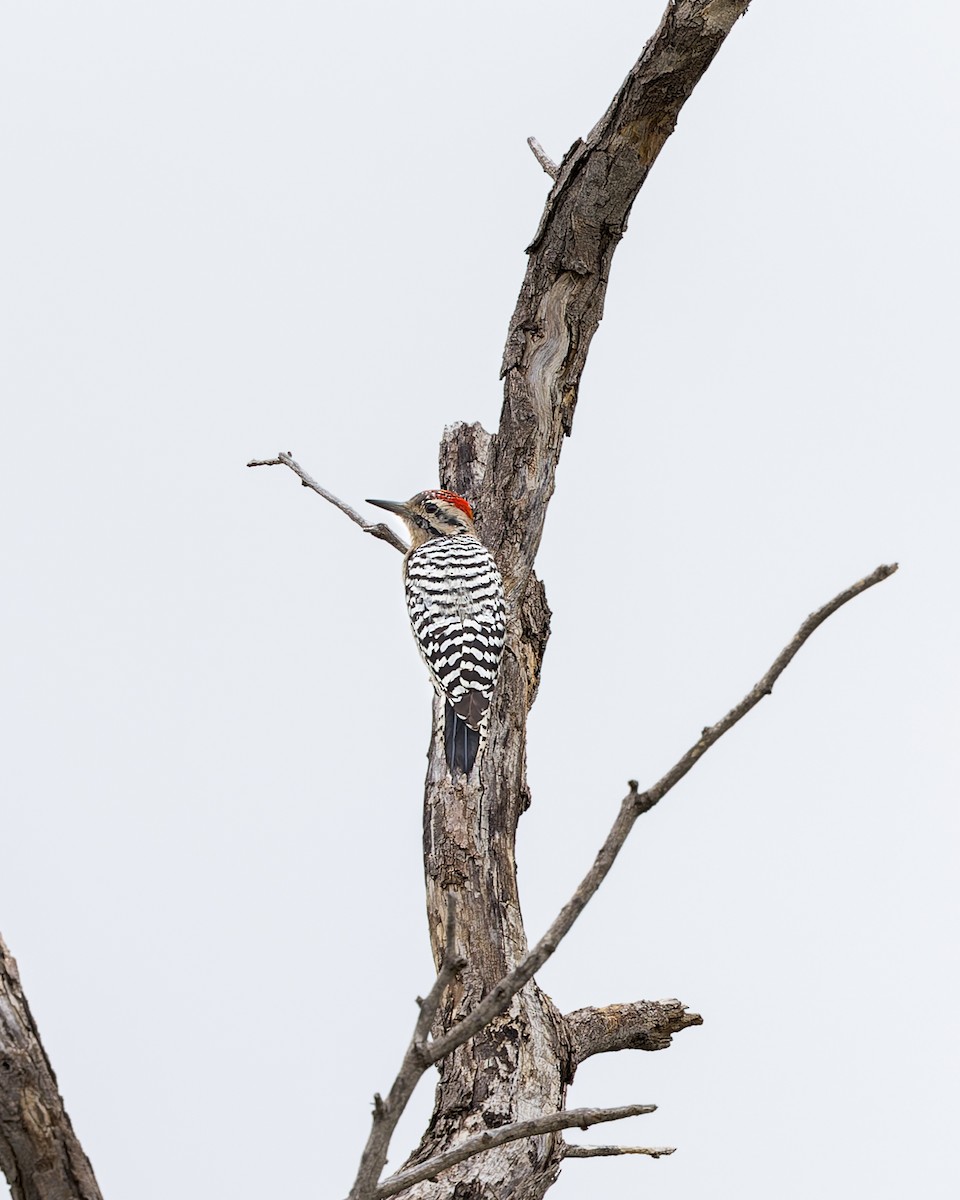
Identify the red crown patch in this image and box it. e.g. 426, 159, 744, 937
429, 489, 474, 519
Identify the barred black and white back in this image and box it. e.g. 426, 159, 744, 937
405, 534, 505, 773
365, 488, 506, 775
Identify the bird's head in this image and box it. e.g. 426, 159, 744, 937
367, 489, 476, 548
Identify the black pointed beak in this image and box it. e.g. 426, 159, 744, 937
366, 498, 408, 516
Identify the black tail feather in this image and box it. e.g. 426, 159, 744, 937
444, 703, 481, 775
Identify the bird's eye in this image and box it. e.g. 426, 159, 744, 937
424, 501, 439, 514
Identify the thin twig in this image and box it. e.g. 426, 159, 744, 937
563, 1144, 675, 1159
247, 451, 408, 554
373, 1104, 655, 1199
527, 136, 559, 179
347, 560, 897, 1196
424, 563, 898, 1065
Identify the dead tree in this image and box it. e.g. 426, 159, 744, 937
0, 3, 896, 1199
251, 3, 894, 1198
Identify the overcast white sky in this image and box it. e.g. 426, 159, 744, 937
1, 2, 957, 1197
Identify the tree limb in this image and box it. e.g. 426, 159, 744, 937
372, 1104, 655, 1200
413, 896, 465, 1048
247, 451, 408, 554
0, 932, 102, 1200
485, 0, 755, 599
565, 1000, 703, 1066
562, 1144, 675, 1159
349, 899, 464, 1199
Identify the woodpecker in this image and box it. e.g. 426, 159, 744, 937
367, 489, 505, 776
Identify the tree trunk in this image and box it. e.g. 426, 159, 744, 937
398, 8, 754, 1194
399, 428, 569, 1198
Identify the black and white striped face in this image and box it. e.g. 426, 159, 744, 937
366, 489, 477, 548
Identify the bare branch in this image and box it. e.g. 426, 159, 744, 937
565, 1000, 703, 1066
247, 451, 408, 554
424, 564, 897, 1068
373, 1104, 655, 1199
527, 136, 559, 179
413, 895, 465, 1048
348, 899, 465, 1199
0, 931, 103, 1200
563, 1144, 675, 1159
634, 562, 900, 812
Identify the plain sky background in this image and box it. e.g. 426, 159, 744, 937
1, 2, 957, 1197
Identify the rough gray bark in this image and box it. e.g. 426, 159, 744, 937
0, 935, 102, 1200
565, 1001, 705, 1066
